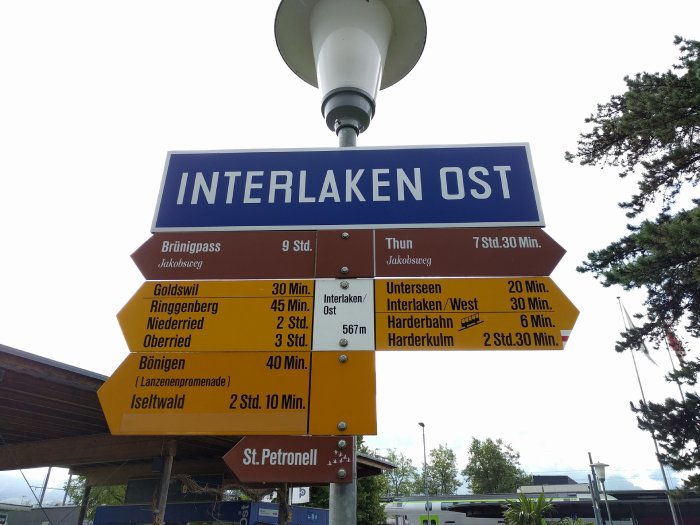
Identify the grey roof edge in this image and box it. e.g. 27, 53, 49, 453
0, 343, 108, 382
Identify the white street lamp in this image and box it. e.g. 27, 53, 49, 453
591, 461, 613, 525
275, 0, 426, 135
419, 422, 431, 525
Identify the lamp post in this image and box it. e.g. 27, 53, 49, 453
587, 453, 604, 525
419, 422, 431, 525
587, 473, 604, 525
591, 461, 613, 525
274, 3, 426, 524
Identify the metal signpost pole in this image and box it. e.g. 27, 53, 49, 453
329, 121, 359, 525
329, 436, 357, 525
419, 422, 431, 525
274, 2, 426, 524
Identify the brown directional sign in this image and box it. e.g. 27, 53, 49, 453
374, 227, 565, 277
131, 231, 316, 280
130, 227, 564, 280
223, 436, 354, 484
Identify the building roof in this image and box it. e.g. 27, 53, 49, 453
0, 343, 392, 487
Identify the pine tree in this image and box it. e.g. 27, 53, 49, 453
567, 36, 700, 488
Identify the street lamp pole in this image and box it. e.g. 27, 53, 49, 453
419, 422, 431, 525
587, 473, 604, 525
587, 453, 605, 525
591, 461, 613, 525
274, 3, 426, 523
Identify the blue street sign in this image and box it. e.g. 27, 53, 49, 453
151, 144, 544, 231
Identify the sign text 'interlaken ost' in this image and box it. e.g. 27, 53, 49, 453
152, 144, 544, 231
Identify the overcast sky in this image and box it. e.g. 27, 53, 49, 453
1, 0, 699, 504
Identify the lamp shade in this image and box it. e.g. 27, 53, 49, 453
591, 461, 609, 482
275, 0, 426, 132
310, 0, 391, 101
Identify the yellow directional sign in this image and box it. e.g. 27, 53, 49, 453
374, 277, 578, 351
118, 280, 314, 352
308, 351, 377, 435
98, 351, 378, 435
98, 352, 312, 435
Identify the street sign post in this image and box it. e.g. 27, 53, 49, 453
118, 280, 314, 352
108, 143, 575, 436
374, 277, 578, 350
223, 436, 354, 484
152, 144, 544, 231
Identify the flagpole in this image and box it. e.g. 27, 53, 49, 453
616, 297, 681, 525
662, 331, 687, 402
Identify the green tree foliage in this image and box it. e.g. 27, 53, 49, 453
567, 36, 700, 347
425, 444, 460, 495
357, 471, 387, 525
578, 205, 700, 350
632, 365, 700, 477
63, 476, 125, 521
502, 493, 554, 525
565, 36, 700, 220
357, 437, 391, 524
306, 485, 329, 509
462, 438, 531, 494
382, 449, 420, 497
566, 36, 700, 488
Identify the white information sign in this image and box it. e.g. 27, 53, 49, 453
312, 279, 375, 350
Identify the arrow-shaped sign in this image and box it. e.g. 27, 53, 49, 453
131, 227, 564, 280
223, 436, 354, 484
373, 227, 565, 277
118, 280, 314, 352
97, 352, 312, 435
374, 277, 578, 350
98, 351, 377, 436
131, 231, 317, 280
